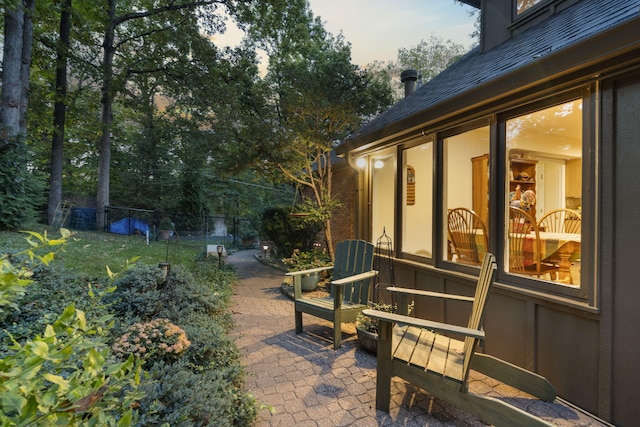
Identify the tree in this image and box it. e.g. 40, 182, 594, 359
369, 34, 469, 102
87, 0, 311, 230
1, 1, 27, 137
47, 0, 72, 225
248, 9, 392, 259
0, 0, 45, 230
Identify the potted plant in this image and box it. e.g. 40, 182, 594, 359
355, 301, 413, 353
158, 217, 174, 240
240, 230, 257, 247
282, 247, 332, 291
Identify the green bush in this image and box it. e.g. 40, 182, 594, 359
0, 230, 142, 426
107, 264, 229, 330
0, 137, 45, 230
107, 258, 259, 425
260, 206, 322, 257
180, 311, 240, 369
1, 266, 109, 344
105, 265, 168, 327
1, 231, 258, 426
135, 360, 257, 427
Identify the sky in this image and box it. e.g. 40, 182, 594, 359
212, 1, 478, 69
306, 0, 478, 67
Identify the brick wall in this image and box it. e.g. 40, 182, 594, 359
299, 158, 357, 255
329, 161, 357, 252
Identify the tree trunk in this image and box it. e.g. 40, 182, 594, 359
48, 0, 72, 225
19, 0, 34, 135
96, 0, 117, 230
324, 218, 334, 261
0, 6, 25, 138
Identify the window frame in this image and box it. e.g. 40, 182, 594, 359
515, 0, 547, 17
369, 147, 398, 248
397, 136, 435, 263
436, 118, 492, 275
494, 86, 595, 303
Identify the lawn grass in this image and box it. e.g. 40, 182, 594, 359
0, 227, 223, 278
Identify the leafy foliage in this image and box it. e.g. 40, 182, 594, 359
107, 258, 257, 426
260, 206, 322, 257
356, 302, 414, 334
0, 230, 142, 426
247, 10, 393, 257
282, 247, 331, 272
135, 359, 256, 427
0, 137, 46, 230
367, 34, 470, 102
0, 229, 259, 425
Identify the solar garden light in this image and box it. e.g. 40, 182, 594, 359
217, 245, 224, 268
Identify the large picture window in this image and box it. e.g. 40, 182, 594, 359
443, 126, 490, 267
370, 148, 396, 243
517, 0, 545, 15
505, 99, 583, 287
401, 140, 433, 258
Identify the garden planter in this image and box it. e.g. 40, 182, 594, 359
158, 229, 172, 240
357, 328, 378, 354
300, 272, 320, 291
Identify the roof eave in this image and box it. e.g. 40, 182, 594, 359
458, 0, 480, 8
337, 15, 640, 156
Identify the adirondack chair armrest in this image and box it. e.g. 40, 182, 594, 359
286, 265, 334, 277
330, 270, 378, 287
362, 309, 485, 340
386, 286, 475, 316
387, 286, 475, 302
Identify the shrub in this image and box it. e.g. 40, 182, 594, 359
179, 311, 240, 369
0, 230, 142, 426
0, 137, 45, 230
282, 247, 332, 272
260, 206, 322, 257
135, 360, 257, 427
106, 257, 259, 425
1, 266, 109, 344
105, 265, 167, 326
112, 318, 191, 365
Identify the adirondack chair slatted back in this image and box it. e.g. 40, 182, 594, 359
461, 253, 497, 387
331, 240, 375, 305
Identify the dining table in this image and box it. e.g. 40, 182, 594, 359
449, 229, 581, 284
525, 231, 581, 284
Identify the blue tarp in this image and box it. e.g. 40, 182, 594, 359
109, 217, 150, 236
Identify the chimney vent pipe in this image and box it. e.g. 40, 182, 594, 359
400, 69, 418, 97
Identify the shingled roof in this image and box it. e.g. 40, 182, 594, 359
338, 0, 640, 153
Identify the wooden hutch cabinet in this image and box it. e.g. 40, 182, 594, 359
471, 154, 489, 225
509, 158, 537, 195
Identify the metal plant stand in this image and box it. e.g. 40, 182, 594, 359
373, 228, 395, 305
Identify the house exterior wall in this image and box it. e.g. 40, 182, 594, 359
336, 2, 640, 423
607, 71, 640, 426
328, 162, 357, 251
342, 50, 640, 427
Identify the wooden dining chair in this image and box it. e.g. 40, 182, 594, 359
448, 208, 488, 266
508, 207, 559, 280
538, 208, 582, 234
537, 208, 581, 279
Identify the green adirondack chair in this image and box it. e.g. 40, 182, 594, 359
287, 239, 377, 349
363, 253, 557, 426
